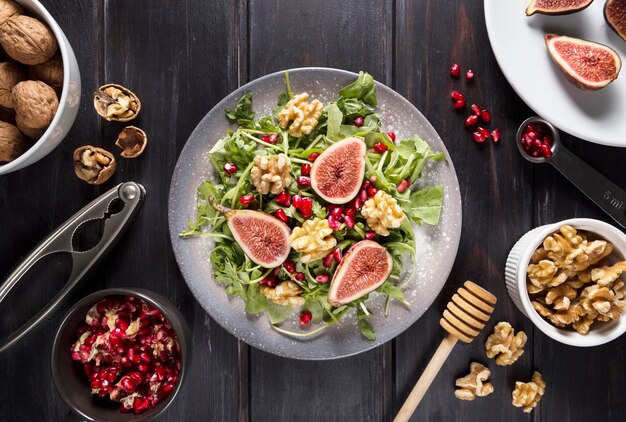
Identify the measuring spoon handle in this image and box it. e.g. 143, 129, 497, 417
550, 147, 626, 228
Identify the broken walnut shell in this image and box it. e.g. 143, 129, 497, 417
0, 15, 58, 65
0, 61, 25, 108
0, 120, 26, 163
115, 126, 147, 158
73, 146, 116, 185
93, 83, 141, 122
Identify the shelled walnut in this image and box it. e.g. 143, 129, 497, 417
277, 93, 323, 137
93, 84, 141, 122
260, 281, 305, 307
289, 218, 337, 263
512, 372, 545, 413
527, 225, 626, 334
361, 190, 405, 236
454, 362, 494, 401
73, 146, 116, 185
485, 322, 527, 366
250, 153, 291, 195
0, 15, 57, 65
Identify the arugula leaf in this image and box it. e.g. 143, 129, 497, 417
266, 302, 294, 324
245, 283, 268, 314
326, 103, 343, 140
225, 93, 255, 127
338, 71, 378, 106
357, 305, 376, 341
407, 185, 444, 225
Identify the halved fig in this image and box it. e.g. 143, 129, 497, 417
327, 240, 393, 307
526, 0, 594, 15
215, 204, 291, 268
605, 0, 626, 41
545, 34, 621, 90
311, 137, 366, 204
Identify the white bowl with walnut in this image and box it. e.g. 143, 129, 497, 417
0, 0, 80, 174
505, 218, 626, 347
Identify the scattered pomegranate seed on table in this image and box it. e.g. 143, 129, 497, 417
464, 115, 478, 129
223, 162, 237, 174
452, 99, 466, 110
480, 109, 491, 123
450, 63, 461, 78
451, 91, 465, 101
466, 69, 474, 81
491, 128, 501, 143
470, 104, 481, 116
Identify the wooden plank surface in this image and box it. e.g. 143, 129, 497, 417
2, 0, 626, 421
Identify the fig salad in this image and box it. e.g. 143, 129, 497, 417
182, 71, 445, 340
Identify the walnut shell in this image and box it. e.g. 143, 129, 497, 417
93, 84, 141, 122
29, 54, 63, 90
0, 120, 25, 163
15, 112, 44, 138
12, 80, 58, 131
0, 61, 24, 108
73, 146, 116, 185
115, 126, 147, 158
0, 15, 57, 65
0, 0, 23, 27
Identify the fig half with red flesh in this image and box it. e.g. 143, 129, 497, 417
327, 240, 393, 307
526, 0, 594, 15
217, 205, 291, 268
605, 0, 626, 41
545, 34, 621, 90
311, 137, 366, 204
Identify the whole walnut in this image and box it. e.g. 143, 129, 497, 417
0, 120, 26, 163
15, 112, 44, 138
0, 0, 22, 27
0, 61, 24, 107
12, 80, 58, 133
29, 54, 63, 90
0, 15, 57, 65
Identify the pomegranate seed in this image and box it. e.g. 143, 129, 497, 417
299, 311, 313, 327
223, 162, 237, 174
133, 397, 150, 414
362, 180, 371, 189
387, 132, 396, 142
322, 253, 334, 267
480, 109, 491, 123
452, 99, 466, 110
120, 376, 138, 394
359, 189, 368, 202
295, 272, 305, 281
373, 142, 388, 153
478, 127, 490, 138
328, 214, 342, 230
491, 128, 500, 143
333, 247, 343, 263
239, 195, 254, 206
296, 176, 311, 187
365, 230, 376, 240
330, 206, 343, 219
261, 273, 277, 287
472, 131, 487, 143
466, 69, 474, 81
299, 197, 313, 218
262, 133, 279, 144
450, 63, 461, 78
274, 191, 291, 207
344, 215, 355, 228
367, 186, 378, 196
300, 163, 311, 176
283, 259, 296, 273
470, 104, 481, 116
464, 115, 478, 129
451, 91, 465, 102
344, 208, 356, 217
397, 180, 410, 193
137, 363, 150, 372
292, 194, 303, 209
541, 144, 553, 157
354, 116, 364, 127
273, 209, 289, 223
316, 274, 330, 284
353, 198, 363, 211
307, 152, 320, 162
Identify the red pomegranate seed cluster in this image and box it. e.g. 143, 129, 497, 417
520, 122, 553, 158
70, 296, 181, 415
449, 64, 500, 144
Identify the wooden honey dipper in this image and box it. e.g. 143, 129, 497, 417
394, 281, 497, 422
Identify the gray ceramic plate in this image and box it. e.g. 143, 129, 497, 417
168, 67, 462, 360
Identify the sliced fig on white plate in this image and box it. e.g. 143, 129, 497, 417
526, 0, 594, 16
545, 34, 622, 90
605, 0, 626, 41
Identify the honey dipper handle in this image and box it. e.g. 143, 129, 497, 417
393, 334, 459, 422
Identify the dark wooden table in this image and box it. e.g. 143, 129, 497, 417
2, 1, 626, 421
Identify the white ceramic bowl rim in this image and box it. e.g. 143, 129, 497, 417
517, 218, 626, 347
0, 0, 72, 173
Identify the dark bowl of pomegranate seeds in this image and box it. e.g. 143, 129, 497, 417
516, 116, 560, 163
51, 288, 191, 421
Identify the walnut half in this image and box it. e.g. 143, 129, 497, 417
512, 372, 546, 413
115, 126, 147, 158
454, 362, 494, 401
73, 146, 116, 185
485, 321, 527, 366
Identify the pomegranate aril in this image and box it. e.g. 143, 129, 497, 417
273, 209, 289, 224
491, 128, 500, 143
296, 176, 311, 187
316, 274, 330, 284
478, 127, 490, 138
471, 104, 481, 116
283, 259, 296, 274
451, 91, 465, 101
365, 230, 376, 240
344, 215, 355, 229
344, 208, 356, 217
452, 99, 466, 110
353, 198, 363, 211
308, 152, 320, 162
328, 214, 342, 231
397, 180, 410, 193
333, 247, 343, 263
367, 186, 378, 196
464, 115, 478, 129
223, 162, 237, 174
261, 273, 277, 287
472, 131, 487, 143
262, 133, 279, 144
330, 206, 343, 219
373, 142, 388, 153
274, 192, 291, 207
466, 69, 474, 81
354, 116, 364, 127
387, 132, 396, 142
299, 311, 313, 327
360, 189, 368, 202
295, 272, 305, 281
541, 144, 553, 157
322, 253, 334, 268
133, 397, 150, 414
362, 180, 371, 189
239, 195, 254, 206
292, 194, 303, 209
299, 197, 313, 218
450, 63, 461, 78
480, 109, 491, 123
300, 163, 311, 176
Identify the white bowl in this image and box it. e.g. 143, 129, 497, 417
0, 0, 81, 175
505, 218, 626, 347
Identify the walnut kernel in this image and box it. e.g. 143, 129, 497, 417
115, 126, 147, 158
0, 15, 57, 65
73, 146, 116, 185
29, 54, 63, 90
12, 80, 58, 137
454, 362, 494, 401
277, 93, 323, 137
93, 84, 141, 122
361, 190, 405, 236
0, 0, 22, 27
0, 61, 24, 108
250, 153, 291, 195
0, 120, 24, 163
512, 372, 545, 413
289, 218, 337, 263
260, 281, 305, 308
485, 321, 527, 366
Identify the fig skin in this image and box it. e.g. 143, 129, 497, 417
327, 240, 393, 307
526, 0, 594, 16
605, 0, 626, 41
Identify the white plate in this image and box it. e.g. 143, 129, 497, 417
485, 0, 626, 147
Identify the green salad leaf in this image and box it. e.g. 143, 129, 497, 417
225, 92, 255, 127
338, 71, 377, 106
